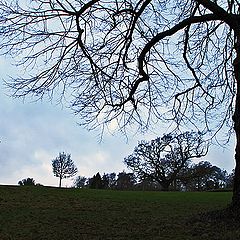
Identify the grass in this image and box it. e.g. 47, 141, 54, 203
0, 185, 238, 240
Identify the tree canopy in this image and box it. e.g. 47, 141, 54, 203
124, 131, 208, 190
0, 0, 235, 133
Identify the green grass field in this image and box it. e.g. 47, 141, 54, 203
0, 185, 238, 240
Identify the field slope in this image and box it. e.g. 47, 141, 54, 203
0, 185, 238, 240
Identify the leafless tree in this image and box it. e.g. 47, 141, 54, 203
124, 131, 208, 191
0, 0, 240, 207
52, 152, 78, 187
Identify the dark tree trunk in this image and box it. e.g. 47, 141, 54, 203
59, 176, 62, 188
173, 179, 177, 191
161, 182, 170, 191
232, 33, 240, 209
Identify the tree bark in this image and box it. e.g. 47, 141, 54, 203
232, 33, 240, 208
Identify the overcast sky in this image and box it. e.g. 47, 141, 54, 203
0, 56, 236, 187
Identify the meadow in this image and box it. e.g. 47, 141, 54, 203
0, 185, 238, 240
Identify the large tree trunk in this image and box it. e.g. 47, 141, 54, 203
232, 34, 240, 208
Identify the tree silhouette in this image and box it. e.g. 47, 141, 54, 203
0, 0, 240, 207
18, 178, 36, 186
124, 132, 208, 191
52, 152, 78, 188
74, 176, 87, 188
116, 171, 136, 190
178, 161, 228, 191
89, 172, 103, 189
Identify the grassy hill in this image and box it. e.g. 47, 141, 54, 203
0, 185, 238, 240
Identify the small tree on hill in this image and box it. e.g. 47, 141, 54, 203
52, 152, 78, 188
74, 176, 87, 188
18, 177, 36, 186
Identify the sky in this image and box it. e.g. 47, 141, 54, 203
0, 56, 236, 188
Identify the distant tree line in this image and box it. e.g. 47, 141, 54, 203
74, 171, 136, 190
18, 162, 233, 191
18, 132, 234, 191
74, 132, 233, 192
73, 162, 234, 192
